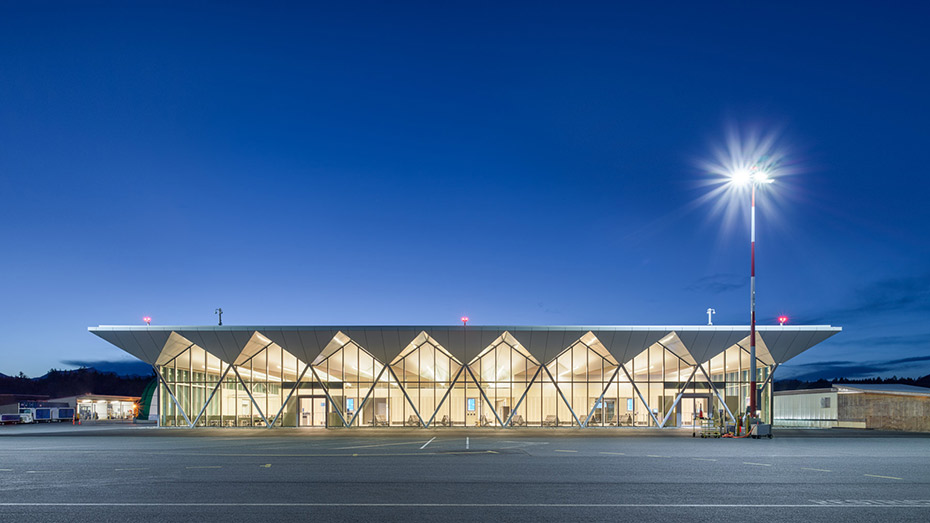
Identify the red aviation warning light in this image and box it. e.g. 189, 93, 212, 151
143, 316, 152, 325
778, 315, 788, 326
461, 316, 469, 326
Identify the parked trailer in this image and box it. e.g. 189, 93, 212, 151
0, 413, 34, 425
1, 414, 22, 425
19, 404, 73, 423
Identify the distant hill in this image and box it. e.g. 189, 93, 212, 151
0, 367, 155, 399
60, 359, 154, 377
776, 374, 930, 391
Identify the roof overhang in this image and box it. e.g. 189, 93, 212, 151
89, 324, 841, 368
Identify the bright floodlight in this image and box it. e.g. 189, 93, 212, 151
730, 166, 773, 186
731, 168, 752, 186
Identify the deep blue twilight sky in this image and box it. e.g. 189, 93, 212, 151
1, 2, 928, 380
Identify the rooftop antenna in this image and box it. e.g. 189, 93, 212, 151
215, 308, 223, 326
706, 308, 715, 326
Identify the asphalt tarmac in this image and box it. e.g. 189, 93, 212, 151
1, 424, 928, 522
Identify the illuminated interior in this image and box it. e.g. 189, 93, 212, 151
148, 328, 798, 428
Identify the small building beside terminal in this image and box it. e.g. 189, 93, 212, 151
51, 393, 140, 421
774, 384, 930, 432
90, 324, 840, 430
0, 394, 140, 423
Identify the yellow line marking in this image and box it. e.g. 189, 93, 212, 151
743, 462, 771, 467
692, 458, 717, 462
864, 474, 902, 480
487, 451, 498, 454
114, 468, 146, 471
554, 450, 577, 453
600, 452, 625, 455
185, 466, 222, 469
801, 467, 831, 472
260, 464, 271, 468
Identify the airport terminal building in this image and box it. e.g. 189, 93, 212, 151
90, 325, 840, 429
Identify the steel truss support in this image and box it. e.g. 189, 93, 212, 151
659, 365, 699, 428
504, 365, 543, 427
189, 363, 233, 427
582, 365, 623, 427
388, 366, 426, 428
759, 363, 778, 391
153, 365, 193, 427
758, 362, 778, 423
696, 363, 736, 423
619, 363, 662, 427
424, 365, 465, 428
268, 361, 312, 428
232, 366, 270, 427
347, 365, 389, 428
465, 365, 506, 427
542, 365, 583, 427
309, 366, 349, 427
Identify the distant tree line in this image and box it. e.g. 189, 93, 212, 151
0, 367, 155, 398
775, 374, 930, 391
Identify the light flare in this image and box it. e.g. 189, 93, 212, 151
694, 123, 799, 234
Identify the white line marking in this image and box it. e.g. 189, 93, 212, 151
114, 468, 146, 471
599, 452, 625, 456
801, 467, 831, 472
692, 458, 717, 462
466, 437, 469, 450
864, 474, 903, 480
334, 441, 424, 450
184, 466, 221, 469
743, 462, 771, 467
0, 502, 928, 508
420, 437, 436, 450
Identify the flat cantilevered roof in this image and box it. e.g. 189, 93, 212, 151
89, 324, 841, 368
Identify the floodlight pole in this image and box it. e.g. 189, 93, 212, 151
749, 183, 758, 417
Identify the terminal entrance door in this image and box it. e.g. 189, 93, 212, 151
298, 396, 328, 427
680, 394, 712, 427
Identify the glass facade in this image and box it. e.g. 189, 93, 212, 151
157, 329, 776, 428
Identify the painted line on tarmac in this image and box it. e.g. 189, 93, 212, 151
152, 450, 496, 458
185, 466, 222, 469
692, 458, 717, 462
334, 441, 425, 450
2, 502, 930, 508
743, 462, 771, 467
24, 470, 70, 474
864, 474, 903, 480
114, 468, 147, 471
600, 452, 625, 456
0, 469, 12, 472
646, 455, 670, 458
801, 467, 831, 472
420, 437, 436, 449
554, 450, 577, 453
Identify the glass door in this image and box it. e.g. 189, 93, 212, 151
298, 396, 328, 427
